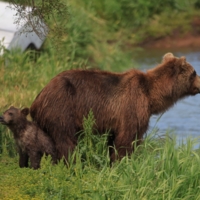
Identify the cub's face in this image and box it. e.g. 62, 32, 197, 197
0, 107, 29, 125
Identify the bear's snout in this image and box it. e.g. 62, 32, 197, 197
0, 116, 8, 125
198, 76, 200, 90
192, 75, 200, 94
0, 116, 5, 124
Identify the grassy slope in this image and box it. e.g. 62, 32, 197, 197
1, 0, 200, 199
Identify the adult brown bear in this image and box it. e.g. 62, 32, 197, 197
30, 53, 200, 162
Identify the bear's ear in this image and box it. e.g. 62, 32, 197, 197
180, 56, 186, 65
21, 108, 29, 116
162, 52, 174, 62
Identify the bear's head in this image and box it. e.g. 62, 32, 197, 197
162, 53, 200, 96
148, 53, 200, 98
147, 53, 200, 114
0, 106, 29, 126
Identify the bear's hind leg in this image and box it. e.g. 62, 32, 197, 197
29, 152, 42, 169
55, 134, 77, 162
56, 143, 76, 163
45, 148, 58, 165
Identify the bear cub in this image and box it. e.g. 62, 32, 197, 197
0, 106, 57, 169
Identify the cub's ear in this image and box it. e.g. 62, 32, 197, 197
162, 52, 174, 62
21, 108, 29, 116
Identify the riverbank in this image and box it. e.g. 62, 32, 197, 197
140, 28, 200, 49
140, 33, 200, 49
129, 8, 198, 49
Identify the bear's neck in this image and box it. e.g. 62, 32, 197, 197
147, 71, 180, 115
8, 120, 29, 139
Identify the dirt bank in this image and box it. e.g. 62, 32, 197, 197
141, 34, 200, 49
140, 17, 200, 49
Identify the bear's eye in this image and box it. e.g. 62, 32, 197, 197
190, 70, 196, 80
8, 112, 13, 116
192, 70, 196, 76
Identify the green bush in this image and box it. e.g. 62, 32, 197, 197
81, 0, 176, 28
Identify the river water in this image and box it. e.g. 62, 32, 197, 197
133, 48, 200, 146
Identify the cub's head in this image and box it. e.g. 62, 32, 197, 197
162, 53, 200, 96
0, 106, 29, 126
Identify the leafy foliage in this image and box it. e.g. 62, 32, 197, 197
81, 0, 176, 28
7, 0, 69, 40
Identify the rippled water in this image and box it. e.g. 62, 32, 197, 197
134, 48, 200, 145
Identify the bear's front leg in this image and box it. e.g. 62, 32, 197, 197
110, 141, 133, 162
18, 148, 29, 168
110, 129, 143, 162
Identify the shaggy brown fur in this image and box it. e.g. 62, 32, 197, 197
0, 107, 56, 169
30, 53, 200, 162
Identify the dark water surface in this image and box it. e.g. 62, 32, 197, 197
134, 48, 200, 146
